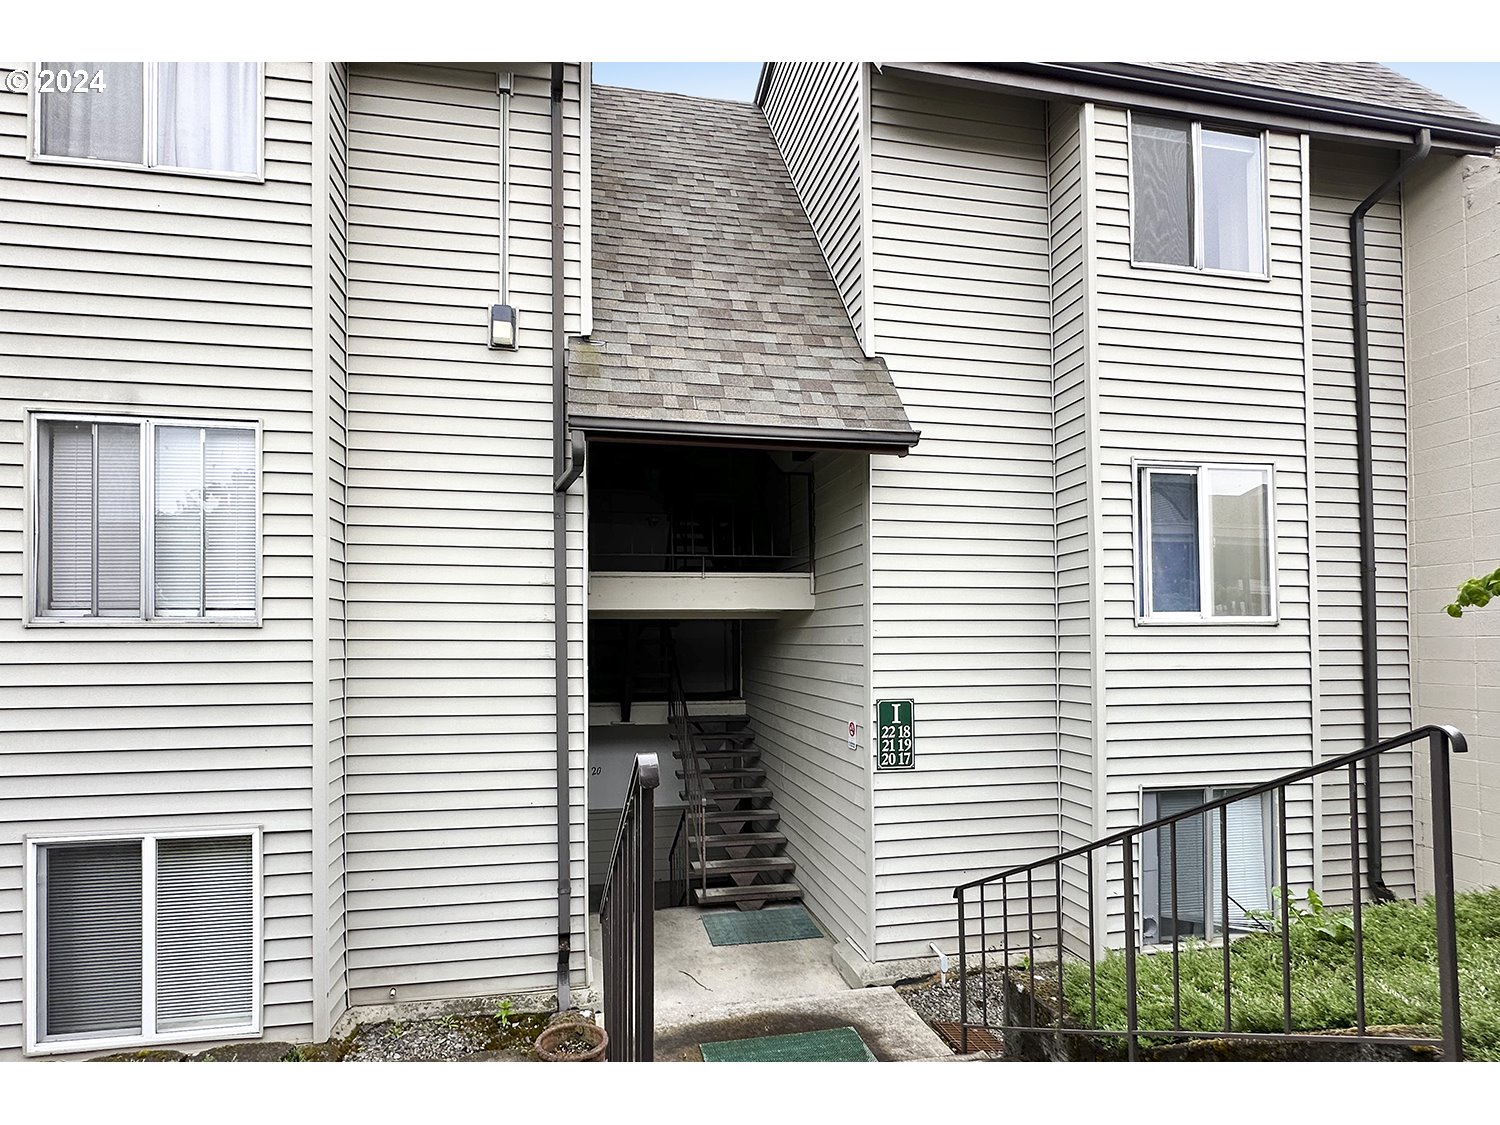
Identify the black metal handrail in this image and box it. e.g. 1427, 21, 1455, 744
665, 641, 708, 905
599, 751, 659, 1062
954, 724, 1469, 1060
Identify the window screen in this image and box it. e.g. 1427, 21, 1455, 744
1131, 115, 1193, 267
1146, 471, 1200, 614
37, 62, 146, 164
43, 841, 143, 1039
39, 420, 142, 616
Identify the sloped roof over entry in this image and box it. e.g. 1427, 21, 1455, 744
570, 85, 918, 454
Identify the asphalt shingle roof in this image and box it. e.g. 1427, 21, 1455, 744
570, 85, 918, 449
1141, 62, 1489, 122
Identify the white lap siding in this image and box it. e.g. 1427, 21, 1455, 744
1049, 101, 1098, 954
743, 451, 873, 958
866, 75, 1057, 962
1310, 142, 1414, 903
1091, 108, 1317, 944
342, 63, 586, 1004
759, 62, 867, 349
0, 62, 318, 1054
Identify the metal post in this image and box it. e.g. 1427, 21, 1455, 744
1429, 731, 1465, 1061
957, 891, 969, 1055
1123, 836, 1138, 1061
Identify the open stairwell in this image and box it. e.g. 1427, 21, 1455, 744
671, 712, 802, 911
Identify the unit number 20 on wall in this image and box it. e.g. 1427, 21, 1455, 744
875, 699, 916, 772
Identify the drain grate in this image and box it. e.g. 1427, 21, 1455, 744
930, 1020, 1005, 1055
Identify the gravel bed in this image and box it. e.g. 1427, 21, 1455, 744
343, 1018, 490, 1062
897, 970, 1013, 1026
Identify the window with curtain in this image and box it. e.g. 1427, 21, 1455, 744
35, 62, 260, 176
1138, 463, 1273, 621
1131, 114, 1265, 275
1140, 788, 1274, 944
35, 833, 257, 1048
34, 417, 258, 621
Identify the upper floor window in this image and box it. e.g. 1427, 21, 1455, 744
1138, 462, 1274, 623
34, 62, 261, 178
1130, 114, 1266, 275
33, 415, 259, 622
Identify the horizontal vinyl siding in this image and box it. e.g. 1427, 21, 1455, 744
760, 62, 866, 347
1050, 101, 1095, 952
0, 61, 317, 1056
866, 76, 1058, 961
743, 452, 872, 957
342, 63, 585, 1005
1093, 107, 1316, 942
1310, 142, 1415, 904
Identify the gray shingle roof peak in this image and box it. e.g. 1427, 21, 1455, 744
571, 84, 918, 451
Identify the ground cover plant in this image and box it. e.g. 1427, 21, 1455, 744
1057, 887, 1500, 1059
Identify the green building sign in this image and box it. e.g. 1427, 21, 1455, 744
875, 699, 915, 771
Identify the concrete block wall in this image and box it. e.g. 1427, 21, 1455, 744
1407, 152, 1500, 892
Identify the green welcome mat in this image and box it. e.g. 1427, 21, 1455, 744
702, 905, 823, 946
700, 1026, 875, 1062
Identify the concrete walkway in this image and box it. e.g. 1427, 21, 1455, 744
590, 906, 952, 1061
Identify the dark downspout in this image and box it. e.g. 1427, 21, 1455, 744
1350, 127, 1431, 903
551, 62, 574, 1012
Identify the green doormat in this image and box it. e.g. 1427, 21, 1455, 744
702, 905, 823, 946
700, 1026, 875, 1062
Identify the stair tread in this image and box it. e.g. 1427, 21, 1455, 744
700, 810, 780, 823
700, 832, 788, 847
695, 883, 803, 904
675, 768, 765, 780
691, 856, 797, 873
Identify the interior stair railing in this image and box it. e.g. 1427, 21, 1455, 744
666, 643, 708, 906
953, 725, 1469, 1060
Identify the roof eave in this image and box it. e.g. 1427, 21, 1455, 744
569, 413, 920, 457
883, 61, 1500, 153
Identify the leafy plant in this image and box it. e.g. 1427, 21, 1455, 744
1247, 887, 1355, 943
1445, 564, 1500, 617
495, 998, 514, 1028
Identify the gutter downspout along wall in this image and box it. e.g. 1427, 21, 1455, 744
551, 61, 574, 1011
1351, 127, 1431, 902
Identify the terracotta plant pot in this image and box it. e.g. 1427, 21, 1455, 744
534, 1020, 608, 1062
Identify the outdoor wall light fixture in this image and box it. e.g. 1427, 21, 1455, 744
489, 303, 518, 350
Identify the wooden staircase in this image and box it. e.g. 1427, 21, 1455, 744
672, 713, 802, 911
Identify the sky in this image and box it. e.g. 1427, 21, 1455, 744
593, 62, 1500, 122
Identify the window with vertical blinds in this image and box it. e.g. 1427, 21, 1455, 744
35, 833, 259, 1049
1140, 788, 1273, 944
34, 417, 258, 621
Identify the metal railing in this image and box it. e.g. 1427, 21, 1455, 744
954, 725, 1469, 1060
590, 469, 813, 574
599, 751, 659, 1062
666, 642, 708, 906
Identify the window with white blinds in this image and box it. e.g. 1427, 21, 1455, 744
33, 417, 258, 621
1140, 788, 1274, 944
32, 832, 260, 1050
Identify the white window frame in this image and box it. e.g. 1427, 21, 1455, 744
1125, 110, 1271, 280
1139, 787, 1277, 947
27, 411, 263, 626
1134, 459, 1278, 626
28, 62, 266, 183
23, 827, 264, 1056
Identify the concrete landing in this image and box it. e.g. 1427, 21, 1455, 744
652, 906, 852, 1019
654, 986, 953, 1062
